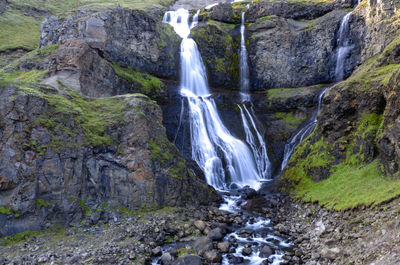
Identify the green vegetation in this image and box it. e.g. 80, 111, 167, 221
0, 206, 12, 215
293, 160, 400, 210
112, 62, 165, 98
255, 15, 276, 24
339, 35, 400, 92
0, 226, 65, 247
304, 20, 315, 31
266, 84, 327, 100
148, 137, 189, 180
282, 37, 400, 211
275, 112, 307, 129
192, 23, 240, 87
79, 200, 92, 217
7, 82, 127, 149
36, 199, 51, 208
0, 0, 175, 51
0, 0, 174, 51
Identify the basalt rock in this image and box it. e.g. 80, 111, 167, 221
248, 9, 348, 90
191, 22, 240, 89
39, 7, 180, 80
0, 84, 218, 236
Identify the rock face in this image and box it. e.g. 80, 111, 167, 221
40, 7, 181, 79
248, 9, 348, 89
0, 82, 217, 236
192, 22, 240, 89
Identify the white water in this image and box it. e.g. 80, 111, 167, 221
334, 12, 354, 81
239, 105, 271, 178
239, 11, 251, 102
280, 86, 330, 171
164, 8, 262, 190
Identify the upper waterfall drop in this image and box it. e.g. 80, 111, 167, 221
164, 8, 262, 190
239, 11, 250, 102
335, 12, 353, 81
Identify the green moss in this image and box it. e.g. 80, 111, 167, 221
0, 206, 12, 215
148, 140, 175, 163
112, 62, 164, 98
275, 112, 307, 130
16, 83, 127, 149
1, 44, 59, 73
0, 0, 175, 51
255, 15, 275, 24
79, 200, 92, 217
36, 199, 51, 208
293, 160, 400, 210
0, 226, 65, 247
266, 84, 326, 100
303, 20, 315, 31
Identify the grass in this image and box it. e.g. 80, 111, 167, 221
112, 62, 164, 97
0, 226, 66, 247
275, 112, 307, 129
266, 84, 326, 100
0, 0, 175, 52
7, 82, 128, 149
294, 160, 400, 210
281, 34, 400, 210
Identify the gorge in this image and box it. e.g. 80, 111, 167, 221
1, 0, 400, 264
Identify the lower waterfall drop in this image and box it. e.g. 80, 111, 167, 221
163, 8, 262, 190
281, 86, 330, 171
239, 105, 271, 178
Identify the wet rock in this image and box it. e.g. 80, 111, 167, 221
160, 252, 174, 264
259, 245, 274, 258
242, 247, 252, 256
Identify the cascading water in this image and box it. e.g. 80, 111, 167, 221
164, 8, 261, 190
159, 6, 292, 265
239, 105, 271, 178
280, 86, 330, 171
239, 11, 251, 102
334, 12, 353, 81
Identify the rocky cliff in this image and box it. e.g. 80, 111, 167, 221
280, 0, 400, 210
0, 36, 217, 236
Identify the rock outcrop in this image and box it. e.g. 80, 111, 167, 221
0, 83, 217, 236
248, 9, 348, 89
40, 7, 181, 80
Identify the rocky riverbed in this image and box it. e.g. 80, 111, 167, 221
2, 187, 399, 265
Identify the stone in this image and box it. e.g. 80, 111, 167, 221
207, 228, 224, 241
160, 252, 174, 264
320, 247, 340, 260
242, 247, 252, 256
193, 220, 206, 232
152, 246, 162, 257
193, 237, 213, 255
172, 255, 202, 265
217, 242, 230, 253
259, 245, 274, 258
204, 249, 222, 263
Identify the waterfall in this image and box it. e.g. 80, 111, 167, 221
335, 12, 354, 81
280, 87, 330, 171
164, 8, 262, 190
239, 105, 271, 178
239, 11, 251, 102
